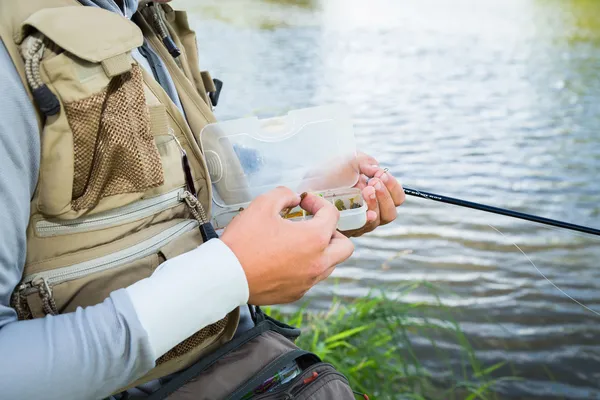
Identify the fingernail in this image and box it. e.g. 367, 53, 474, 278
366, 186, 376, 200
370, 164, 379, 169
367, 210, 377, 221
374, 181, 383, 191
380, 173, 389, 182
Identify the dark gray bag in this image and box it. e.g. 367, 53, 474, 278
146, 307, 360, 400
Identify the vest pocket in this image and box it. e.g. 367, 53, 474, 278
14, 219, 199, 318
66, 64, 164, 211
34, 187, 185, 238
32, 136, 187, 239
256, 363, 355, 400
18, 6, 172, 219
229, 353, 355, 400
36, 56, 166, 218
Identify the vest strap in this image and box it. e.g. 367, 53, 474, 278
148, 104, 169, 136
200, 71, 223, 107
200, 70, 215, 93
101, 52, 134, 78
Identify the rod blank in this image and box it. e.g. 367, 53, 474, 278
403, 187, 600, 237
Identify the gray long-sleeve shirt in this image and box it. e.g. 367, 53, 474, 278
0, 1, 252, 399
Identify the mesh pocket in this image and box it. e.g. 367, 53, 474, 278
64, 64, 164, 211
157, 315, 230, 365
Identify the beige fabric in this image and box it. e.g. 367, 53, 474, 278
149, 104, 170, 137
136, 53, 213, 209
26, 139, 187, 267
26, 219, 185, 275
158, 5, 211, 106
18, 6, 143, 61
102, 52, 134, 78
32, 252, 160, 315
200, 70, 216, 93
159, 228, 203, 260
132, 12, 217, 137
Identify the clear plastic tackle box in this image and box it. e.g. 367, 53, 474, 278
199, 104, 367, 232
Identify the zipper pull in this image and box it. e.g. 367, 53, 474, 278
32, 277, 58, 316
170, 130, 218, 241
282, 370, 318, 400
147, 2, 181, 58
16, 282, 29, 292
353, 390, 370, 400
180, 191, 218, 242
11, 283, 31, 320
169, 129, 197, 195
303, 371, 319, 385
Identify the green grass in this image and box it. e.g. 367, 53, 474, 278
264, 282, 519, 400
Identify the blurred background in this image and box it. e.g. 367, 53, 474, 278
178, 0, 600, 398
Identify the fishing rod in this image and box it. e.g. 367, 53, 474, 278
402, 186, 600, 237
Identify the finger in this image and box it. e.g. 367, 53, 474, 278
318, 231, 355, 281
362, 185, 379, 225
374, 169, 405, 206
358, 157, 381, 179
300, 192, 340, 233
257, 186, 301, 213
339, 186, 379, 238
354, 174, 370, 190
368, 178, 397, 224
356, 151, 378, 165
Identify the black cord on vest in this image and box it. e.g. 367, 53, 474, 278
146, 2, 181, 58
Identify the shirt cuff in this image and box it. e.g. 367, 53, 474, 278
125, 238, 249, 359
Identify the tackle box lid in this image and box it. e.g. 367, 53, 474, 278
200, 104, 360, 209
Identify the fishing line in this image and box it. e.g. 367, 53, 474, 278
487, 224, 600, 318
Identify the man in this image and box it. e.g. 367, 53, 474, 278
0, 0, 404, 399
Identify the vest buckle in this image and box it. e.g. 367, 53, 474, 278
209, 79, 223, 108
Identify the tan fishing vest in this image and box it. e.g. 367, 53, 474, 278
0, 0, 241, 393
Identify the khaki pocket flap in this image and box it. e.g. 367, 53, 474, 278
19, 6, 142, 63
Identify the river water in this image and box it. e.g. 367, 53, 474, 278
180, 1, 600, 398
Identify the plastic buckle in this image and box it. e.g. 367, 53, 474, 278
162, 36, 181, 58
209, 78, 223, 107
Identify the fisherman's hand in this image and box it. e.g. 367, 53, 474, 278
221, 187, 354, 305
342, 152, 405, 237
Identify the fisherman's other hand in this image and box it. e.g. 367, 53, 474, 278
342, 152, 405, 237
221, 187, 355, 305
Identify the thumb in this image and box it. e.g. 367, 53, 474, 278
300, 192, 340, 233
317, 231, 355, 282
